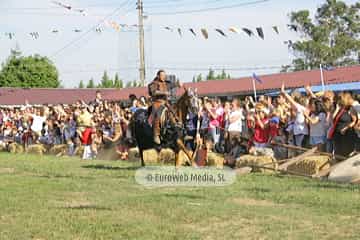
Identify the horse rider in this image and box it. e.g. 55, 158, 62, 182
148, 70, 182, 145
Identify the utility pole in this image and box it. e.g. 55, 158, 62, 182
137, 0, 146, 86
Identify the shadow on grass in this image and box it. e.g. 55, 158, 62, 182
82, 164, 141, 171
163, 193, 206, 200
36, 174, 95, 180
300, 182, 360, 191
58, 205, 112, 211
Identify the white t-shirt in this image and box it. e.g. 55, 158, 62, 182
309, 112, 327, 137
31, 115, 46, 133
228, 109, 243, 132
293, 104, 308, 135
352, 101, 360, 137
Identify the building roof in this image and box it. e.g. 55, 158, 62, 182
1, 64, 360, 105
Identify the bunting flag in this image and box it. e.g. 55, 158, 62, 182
215, 28, 227, 37
287, 24, 298, 32
229, 27, 240, 34
52, 1, 71, 10
29, 32, 39, 39
201, 28, 208, 39
272, 26, 279, 34
284, 40, 293, 49
256, 27, 264, 39
177, 28, 182, 37
110, 21, 120, 32
242, 28, 254, 37
189, 28, 196, 36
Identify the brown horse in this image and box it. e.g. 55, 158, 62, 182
132, 88, 200, 167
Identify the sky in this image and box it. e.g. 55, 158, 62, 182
0, 0, 358, 88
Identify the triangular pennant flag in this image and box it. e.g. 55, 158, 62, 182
242, 28, 253, 37
164, 27, 173, 32
256, 27, 264, 40
201, 28, 208, 39
284, 40, 293, 49
287, 24, 298, 32
272, 26, 279, 34
229, 27, 239, 34
177, 28, 182, 37
215, 28, 227, 37
189, 28, 196, 36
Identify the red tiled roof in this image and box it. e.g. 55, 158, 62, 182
1, 65, 359, 105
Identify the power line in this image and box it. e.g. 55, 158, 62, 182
148, 0, 269, 15
50, 1, 132, 59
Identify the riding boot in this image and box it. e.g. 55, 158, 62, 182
153, 118, 161, 145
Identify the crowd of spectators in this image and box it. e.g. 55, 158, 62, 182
1, 85, 360, 163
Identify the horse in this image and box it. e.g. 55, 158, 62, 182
131, 88, 200, 167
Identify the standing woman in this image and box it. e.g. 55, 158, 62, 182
329, 92, 357, 157
304, 98, 328, 151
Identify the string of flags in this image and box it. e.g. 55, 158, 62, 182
162, 25, 282, 40
2, 17, 300, 45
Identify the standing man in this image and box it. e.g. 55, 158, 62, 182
148, 70, 180, 145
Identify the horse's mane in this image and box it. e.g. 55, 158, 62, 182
174, 90, 190, 124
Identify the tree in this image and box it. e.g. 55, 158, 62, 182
78, 80, 84, 88
98, 71, 114, 88
0, 51, 60, 88
288, 0, 360, 71
196, 74, 203, 82
206, 68, 215, 80
125, 81, 132, 88
215, 69, 229, 80
87, 78, 95, 88
113, 73, 123, 88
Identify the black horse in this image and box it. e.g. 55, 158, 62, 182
131, 88, 200, 167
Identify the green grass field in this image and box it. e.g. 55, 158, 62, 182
0, 152, 360, 240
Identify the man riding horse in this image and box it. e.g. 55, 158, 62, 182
148, 70, 182, 145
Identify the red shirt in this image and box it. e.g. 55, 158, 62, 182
81, 127, 93, 145
253, 118, 269, 143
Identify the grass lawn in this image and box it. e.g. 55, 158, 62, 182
0, 152, 360, 240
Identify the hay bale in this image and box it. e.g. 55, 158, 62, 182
143, 149, 160, 164
49, 144, 68, 156
207, 152, 224, 168
328, 154, 360, 183
128, 148, 140, 162
8, 143, 24, 154
0, 142, 7, 152
159, 148, 175, 164
236, 155, 277, 173
26, 144, 47, 155
287, 155, 330, 176
176, 150, 194, 166
74, 145, 84, 157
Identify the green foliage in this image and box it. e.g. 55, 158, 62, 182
0, 51, 60, 88
97, 71, 114, 88
113, 73, 123, 89
78, 80, 84, 89
289, 0, 360, 70
194, 69, 230, 82
87, 78, 95, 88
206, 68, 216, 80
